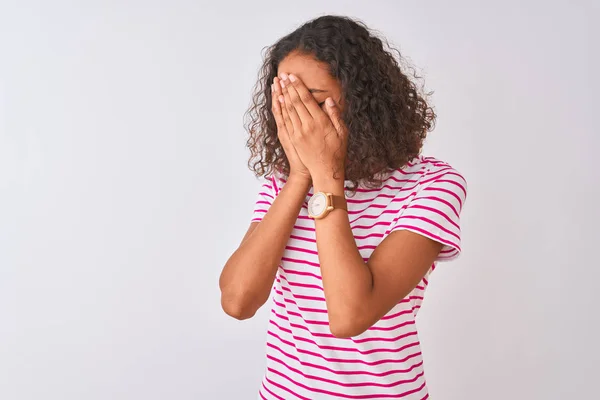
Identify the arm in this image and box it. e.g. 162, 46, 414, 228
219, 175, 310, 320
219, 75, 312, 320
312, 175, 442, 338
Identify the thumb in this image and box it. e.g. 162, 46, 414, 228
325, 97, 344, 135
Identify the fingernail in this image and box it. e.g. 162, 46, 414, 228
279, 95, 284, 103
271, 84, 274, 92
326, 97, 335, 106
280, 80, 285, 88
289, 74, 296, 82
280, 72, 288, 80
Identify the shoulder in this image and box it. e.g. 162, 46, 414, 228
391, 156, 467, 196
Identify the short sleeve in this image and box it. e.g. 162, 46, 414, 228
390, 170, 467, 262
251, 175, 279, 223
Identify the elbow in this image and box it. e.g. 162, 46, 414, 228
220, 295, 257, 320
328, 312, 369, 339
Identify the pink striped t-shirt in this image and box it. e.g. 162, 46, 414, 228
251, 156, 467, 400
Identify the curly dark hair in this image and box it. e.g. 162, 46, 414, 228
244, 15, 436, 191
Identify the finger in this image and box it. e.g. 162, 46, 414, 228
275, 78, 295, 135
280, 77, 303, 135
283, 75, 313, 122
271, 81, 286, 132
288, 74, 322, 118
324, 97, 346, 137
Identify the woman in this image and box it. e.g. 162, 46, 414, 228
219, 15, 467, 399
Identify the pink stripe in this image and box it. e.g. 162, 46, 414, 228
353, 183, 420, 193
271, 309, 289, 322
346, 184, 421, 210
267, 355, 425, 388
285, 319, 336, 339
277, 280, 325, 301
352, 218, 401, 231
289, 234, 380, 251
262, 381, 284, 400
354, 231, 385, 240
368, 319, 416, 332
275, 289, 325, 303
398, 215, 460, 240
265, 376, 309, 400
267, 330, 423, 366
416, 195, 459, 218
348, 203, 388, 215
390, 191, 418, 203
259, 192, 274, 200
436, 178, 467, 197
278, 276, 324, 292
270, 175, 280, 196
267, 341, 423, 377
423, 186, 463, 208
267, 367, 427, 399
272, 308, 329, 328
289, 234, 315, 243
391, 224, 460, 250
281, 267, 322, 281
421, 171, 464, 187
381, 310, 418, 321
388, 175, 422, 183
349, 208, 407, 224
259, 390, 268, 400
352, 330, 418, 344
270, 321, 421, 355
437, 251, 458, 259
255, 200, 271, 206
254, 208, 268, 214
285, 246, 319, 256
278, 277, 325, 295
272, 305, 329, 326
346, 193, 395, 204
282, 257, 320, 268
406, 204, 459, 229
293, 224, 315, 232
274, 298, 328, 314
290, 230, 383, 243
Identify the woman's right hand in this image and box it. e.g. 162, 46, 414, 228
272, 76, 311, 182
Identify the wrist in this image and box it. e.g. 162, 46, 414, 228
287, 173, 312, 191
312, 173, 345, 196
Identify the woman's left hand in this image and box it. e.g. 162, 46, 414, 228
278, 74, 348, 182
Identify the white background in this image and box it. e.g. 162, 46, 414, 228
1, 1, 598, 399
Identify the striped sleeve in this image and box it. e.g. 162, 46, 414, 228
251, 175, 278, 223
390, 170, 467, 261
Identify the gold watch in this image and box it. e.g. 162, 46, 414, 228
307, 192, 347, 219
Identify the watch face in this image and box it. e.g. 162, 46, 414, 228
308, 192, 328, 217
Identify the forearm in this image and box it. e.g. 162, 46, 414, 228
219, 175, 311, 318
312, 175, 374, 334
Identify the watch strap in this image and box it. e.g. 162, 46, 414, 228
329, 193, 348, 212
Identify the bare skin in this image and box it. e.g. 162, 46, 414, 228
219, 51, 442, 337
